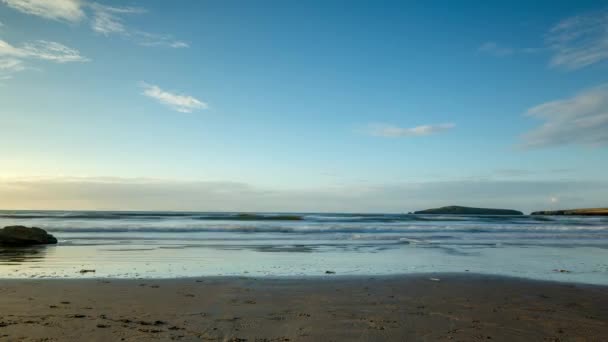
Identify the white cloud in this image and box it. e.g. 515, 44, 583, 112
87, 3, 187, 48
546, 10, 608, 70
1, 0, 85, 22
0, 57, 24, 79
1, 0, 187, 48
0, 39, 89, 63
0, 39, 87, 80
0, 58, 23, 70
131, 31, 189, 48
170, 41, 189, 49
478, 42, 514, 57
89, 3, 144, 35
141, 83, 208, 113
369, 123, 455, 137
521, 84, 608, 148
90, 6, 126, 35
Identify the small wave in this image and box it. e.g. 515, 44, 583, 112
0, 212, 195, 220
202, 213, 303, 221
0, 211, 305, 221
42, 225, 608, 234
3, 211, 606, 226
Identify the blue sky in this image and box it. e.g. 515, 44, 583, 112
1, 0, 607, 212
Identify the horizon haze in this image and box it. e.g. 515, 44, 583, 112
1, 0, 608, 213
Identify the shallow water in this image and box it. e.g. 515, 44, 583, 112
1, 211, 607, 284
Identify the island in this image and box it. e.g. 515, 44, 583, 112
530, 208, 608, 216
414, 205, 523, 215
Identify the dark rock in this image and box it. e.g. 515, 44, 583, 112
553, 269, 571, 273
0, 226, 57, 246
414, 206, 523, 215
68, 314, 86, 318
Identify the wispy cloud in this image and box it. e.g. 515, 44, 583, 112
1, 0, 188, 48
0, 38, 88, 80
169, 41, 189, 49
0, 38, 89, 63
368, 123, 455, 137
478, 41, 544, 58
478, 42, 514, 57
547, 10, 608, 70
141, 82, 208, 113
521, 83, 608, 148
89, 3, 144, 36
88, 3, 188, 48
479, 10, 608, 69
88, 3, 187, 47
1, 0, 85, 22
0, 57, 24, 70
0, 57, 24, 79
491, 168, 573, 178
129, 30, 189, 49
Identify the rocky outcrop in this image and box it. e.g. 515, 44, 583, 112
531, 208, 608, 216
0, 226, 58, 246
414, 205, 523, 215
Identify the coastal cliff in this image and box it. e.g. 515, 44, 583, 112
531, 208, 608, 216
414, 206, 523, 215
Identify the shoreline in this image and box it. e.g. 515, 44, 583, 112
3, 271, 608, 288
1, 273, 607, 341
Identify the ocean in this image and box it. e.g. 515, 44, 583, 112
1, 211, 607, 284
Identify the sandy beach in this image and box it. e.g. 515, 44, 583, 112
1, 274, 607, 341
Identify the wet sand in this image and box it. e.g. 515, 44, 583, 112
0, 274, 607, 341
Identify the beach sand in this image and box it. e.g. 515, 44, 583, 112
0, 274, 607, 341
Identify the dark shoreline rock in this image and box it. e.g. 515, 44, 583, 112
0, 226, 58, 246
531, 208, 608, 216
414, 205, 523, 215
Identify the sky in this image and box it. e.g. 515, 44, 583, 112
1, 0, 608, 213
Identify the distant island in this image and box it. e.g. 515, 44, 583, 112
414, 205, 523, 215
531, 208, 608, 216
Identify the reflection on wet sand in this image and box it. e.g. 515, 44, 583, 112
0, 246, 51, 265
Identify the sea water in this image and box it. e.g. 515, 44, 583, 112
0, 211, 607, 284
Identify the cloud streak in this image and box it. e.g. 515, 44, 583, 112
0, 57, 24, 79
479, 10, 608, 70
1, 0, 188, 48
1, 0, 85, 22
89, 3, 145, 36
521, 83, 608, 148
0, 39, 89, 63
141, 83, 208, 113
478, 42, 514, 57
369, 123, 455, 137
87, 4, 187, 48
547, 10, 608, 70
